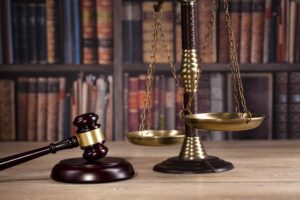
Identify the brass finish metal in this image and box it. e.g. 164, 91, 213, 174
180, 49, 199, 93
127, 130, 184, 146
179, 137, 207, 160
184, 113, 265, 131
77, 128, 105, 148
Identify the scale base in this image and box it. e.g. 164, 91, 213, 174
51, 157, 135, 183
153, 156, 234, 174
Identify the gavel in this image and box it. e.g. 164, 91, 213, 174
0, 113, 108, 170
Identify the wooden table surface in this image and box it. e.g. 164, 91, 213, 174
0, 140, 300, 200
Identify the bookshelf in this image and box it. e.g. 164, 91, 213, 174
0, 0, 299, 141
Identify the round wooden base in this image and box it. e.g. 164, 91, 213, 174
153, 156, 234, 174
51, 157, 135, 183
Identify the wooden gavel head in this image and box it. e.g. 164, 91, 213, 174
73, 113, 108, 161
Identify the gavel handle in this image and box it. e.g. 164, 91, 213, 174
0, 136, 79, 171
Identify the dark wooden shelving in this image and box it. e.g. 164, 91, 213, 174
124, 63, 300, 72
0, 64, 113, 73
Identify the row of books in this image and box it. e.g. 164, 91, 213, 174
0, 75, 113, 141
122, 0, 300, 64
123, 72, 300, 140
0, 0, 113, 65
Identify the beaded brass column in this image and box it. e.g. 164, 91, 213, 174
153, 0, 233, 173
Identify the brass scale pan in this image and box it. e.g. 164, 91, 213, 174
127, 113, 265, 146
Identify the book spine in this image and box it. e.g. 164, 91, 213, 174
63, 0, 73, 64
1, 0, 13, 64
27, 78, 38, 141
296, 0, 300, 63
123, 73, 129, 134
138, 75, 150, 128
274, 72, 288, 139
105, 76, 113, 140
28, 3, 38, 64
269, 1, 279, 62
263, 0, 272, 63
153, 76, 160, 130
36, 2, 47, 64
20, 3, 29, 64
175, 85, 185, 130
47, 77, 59, 141
230, 0, 241, 63
12, 2, 20, 64
81, 0, 98, 64
58, 77, 66, 141
64, 93, 71, 139
17, 77, 28, 141
175, 1, 182, 63
122, 1, 142, 63
72, 0, 82, 64
276, 0, 286, 62
128, 77, 139, 131
166, 77, 175, 130
159, 75, 166, 129
217, 0, 229, 63
288, 0, 297, 63
0, 80, 15, 141
96, 0, 113, 64
239, 0, 252, 63
250, 0, 265, 63
142, 1, 174, 63
288, 72, 300, 139
37, 77, 48, 141
46, 0, 61, 64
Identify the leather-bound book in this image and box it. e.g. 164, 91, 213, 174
166, 77, 175, 130
175, 85, 185, 131
58, 77, 66, 141
217, 0, 228, 63
12, 1, 20, 64
0, 80, 15, 141
1, 0, 13, 64
28, 3, 38, 64
17, 77, 28, 141
37, 77, 48, 141
263, 0, 272, 63
153, 76, 160, 130
142, 1, 174, 63
47, 77, 59, 141
81, 0, 98, 64
159, 75, 166, 129
123, 73, 129, 133
296, 1, 300, 63
36, 2, 47, 64
122, 0, 142, 63
239, 0, 252, 63
128, 77, 139, 131
19, 3, 29, 64
276, 0, 286, 63
138, 75, 153, 129
288, 0, 297, 63
96, 0, 113, 64
46, 0, 61, 64
105, 76, 113, 140
27, 78, 38, 141
230, 0, 241, 63
175, 1, 182, 63
274, 72, 288, 139
250, 0, 265, 63
288, 72, 300, 139
62, 0, 73, 64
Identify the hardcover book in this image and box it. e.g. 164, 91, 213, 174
47, 77, 59, 141
288, 72, 300, 139
217, 0, 229, 63
37, 77, 48, 141
27, 78, 38, 141
230, 0, 241, 62
128, 77, 139, 131
239, 0, 252, 63
17, 77, 28, 141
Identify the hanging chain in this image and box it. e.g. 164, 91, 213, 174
223, 0, 250, 117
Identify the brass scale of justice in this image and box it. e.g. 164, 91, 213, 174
127, 0, 265, 173
0, 0, 265, 183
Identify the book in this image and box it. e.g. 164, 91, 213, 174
288, 0, 297, 63
250, 0, 265, 63
105, 76, 113, 140
288, 72, 300, 139
63, 0, 73, 64
64, 93, 71, 139
263, 0, 272, 63
274, 72, 288, 139
58, 77, 66, 141
12, 1, 20, 64
217, 0, 229, 63
228, 73, 273, 140
1, 0, 13, 64
19, 3, 29, 64
47, 77, 59, 141
175, 84, 185, 130
138, 75, 151, 128
37, 77, 48, 141
27, 78, 38, 141
230, 0, 241, 62
0, 80, 15, 141
142, 1, 174, 63
123, 73, 129, 134
239, 0, 252, 63
36, 2, 47, 64
166, 77, 175, 130
28, 3, 38, 64
72, 0, 82, 64
128, 77, 139, 131
122, 0, 142, 63
210, 73, 225, 141
96, 0, 113, 64
46, 0, 61, 64
81, 0, 98, 64
198, 0, 217, 63
16, 77, 28, 141
153, 75, 160, 130
296, 0, 300, 63
175, 1, 182, 63
159, 75, 166, 129
276, 0, 286, 62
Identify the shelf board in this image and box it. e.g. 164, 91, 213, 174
124, 63, 300, 72
0, 64, 113, 73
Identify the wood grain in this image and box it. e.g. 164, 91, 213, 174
0, 141, 300, 200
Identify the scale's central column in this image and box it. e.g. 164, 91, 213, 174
153, 0, 234, 173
